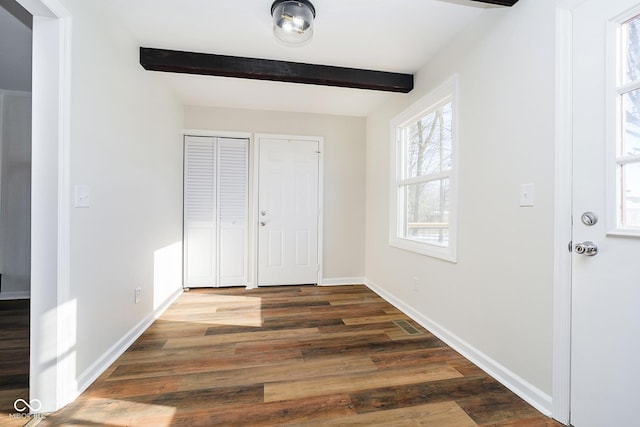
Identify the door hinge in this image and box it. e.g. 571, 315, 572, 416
568, 240, 572, 253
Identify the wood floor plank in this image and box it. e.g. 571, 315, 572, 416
175, 356, 377, 393
329, 296, 387, 306
349, 375, 505, 413
115, 343, 236, 364
135, 321, 209, 341
456, 391, 547, 425
206, 316, 345, 332
108, 348, 303, 380
168, 394, 357, 427
300, 333, 447, 360
343, 313, 416, 325
292, 401, 478, 427
40, 397, 184, 426
163, 327, 319, 350
234, 332, 393, 355
83, 375, 183, 399
478, 416, 564, 426
264, 362, 463, 402
371, 347, 466, 369
0, 338, 29, 350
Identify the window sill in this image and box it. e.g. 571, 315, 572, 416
606, 229, 640, 239
389, 237, 457, 263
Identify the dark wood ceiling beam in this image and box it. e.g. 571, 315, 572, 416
471, 0, 519, 6
139, 47, 414, 93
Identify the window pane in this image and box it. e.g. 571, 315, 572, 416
621, 89, 640, 156
621, 163, 640, 228
403, 179, 449, 246
403, 102, 452, 179
623, 14, 640, 84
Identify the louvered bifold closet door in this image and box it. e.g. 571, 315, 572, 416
217, 138, 249, 286
184, 136, 217, 287
184, 136, 249, 288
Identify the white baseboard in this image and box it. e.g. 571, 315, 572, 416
73, 287, 183, 400
0, 291, 30, 300
365, 278, 553, 416
320, 277, 366, 286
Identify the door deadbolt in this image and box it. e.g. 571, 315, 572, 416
581, 212, 598, 226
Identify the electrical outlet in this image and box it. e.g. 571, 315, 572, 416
413, 277, 420, 292
134, 287, 141, 304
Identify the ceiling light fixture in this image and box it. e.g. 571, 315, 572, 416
271, 0, 316, 46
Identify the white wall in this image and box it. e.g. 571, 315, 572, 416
58, 0, 184, 385
365, 0, 557, 410
0, 2, 31, 91
185, 106, 367, 283
0, 90, 31, 299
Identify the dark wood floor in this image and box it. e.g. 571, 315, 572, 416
39, 285, 563, 426
0, 299, 30, 427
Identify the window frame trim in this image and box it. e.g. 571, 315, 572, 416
606, 9, 640, 237
388, 74, 459, 262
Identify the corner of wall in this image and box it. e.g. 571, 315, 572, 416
364, 278, 553, 417
73, 287, 183, 400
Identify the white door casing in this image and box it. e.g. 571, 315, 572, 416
570, 1, 640, 425
257, 137, 321, 286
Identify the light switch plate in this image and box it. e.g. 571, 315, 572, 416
74, 185, 91, 208
520, 183, 534, 207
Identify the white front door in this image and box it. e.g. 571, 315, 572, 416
571, 1, 640, 425
258, 137, 320, 286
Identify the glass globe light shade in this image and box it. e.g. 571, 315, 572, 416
271, 0, 316, 46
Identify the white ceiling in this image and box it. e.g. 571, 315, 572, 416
108, 0, 496, 116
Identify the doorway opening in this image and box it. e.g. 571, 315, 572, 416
0, 0, 32, 418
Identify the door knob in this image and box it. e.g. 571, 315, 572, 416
574, 241, 598, 256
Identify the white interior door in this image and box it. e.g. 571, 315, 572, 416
258, 137, 320, 286
217, 138, 249, 286
184, 136, 248, 288
184, 136, 217, 287
571, 1, 640, 425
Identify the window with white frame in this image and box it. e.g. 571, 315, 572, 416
390, 76, 458, 262
615, 14, 640, 233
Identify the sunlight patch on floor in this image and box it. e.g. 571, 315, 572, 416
61, 398, 176, 426
163, 294, 264, 327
